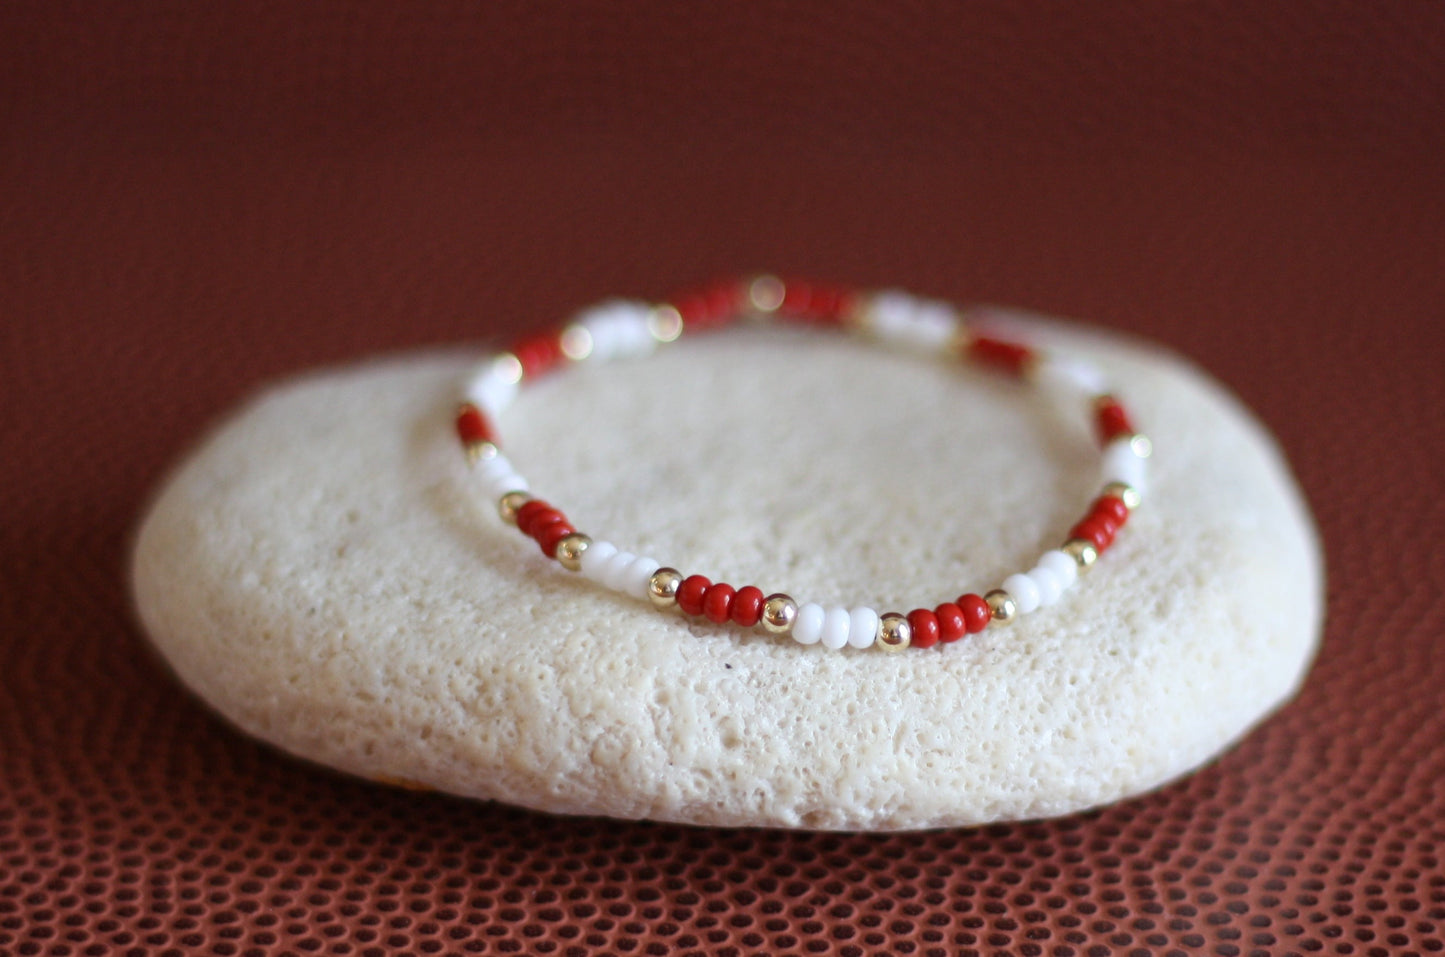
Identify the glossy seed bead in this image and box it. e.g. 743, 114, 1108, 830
792, 603, 825, 645
1093, 495, 1129, 526
528, 510, 569, 543
702, 583, 736, 624
821, 606, 851, 650
1039, 549, 1079, 589
1069, 517, 1113, 552
579, 540, 618, 579
537, 522, 576, 558
959, 593, 992, 634
847, 607, 879, 649
1095, 396, 1134, 443
513, 499, 554, 536
1002, 573, 1041, 614
1029, 564, 1065, 605
620, 556, 660, 597
969, 336, 1034, 375
906, 609, 940, 649
730, 586, 765, 627
455, 403, 495, 446
935, 603, 967, 643
599, 551, 637, 591
676, 575, 711, 616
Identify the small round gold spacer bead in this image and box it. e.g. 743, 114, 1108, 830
559, 324, 594, 360
759, 594, 798, 634
647, 567, 685, 610
464, 440, 499, 464
1061, 538, 1099, 571
876, 612, 912, 652
984, 589, 1017, 625
1101, 481, 1142, 511
647, 304, 684, 343
554, 533, 592, 571
748, 275, 786, 314
497, 490, 533, 525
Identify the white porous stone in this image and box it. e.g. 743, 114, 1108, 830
131, 319, 1323, 831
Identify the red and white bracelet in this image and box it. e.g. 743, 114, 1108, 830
454, 276, 1150, 653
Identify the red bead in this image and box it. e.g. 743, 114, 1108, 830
514, 499, 554, 535
1091, 495, 1129, 527
702, 583, 736, 624
1095, 397, 1135, 443
455, 404, 494, 446
730, 586, 765, 627
959, 593, 991, 634
1070, 517, 1114, 552
676, 575, 711, 616
934, 602, 967, 644
675, 280, 743, 331
536, 522, 575, 557
527, 509, 568, 542
511, 333, 564, 379
907, 609, 940, 649
969, 336, 1034, 375
779, 279, 855, 324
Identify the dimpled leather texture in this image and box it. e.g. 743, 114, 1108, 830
2, 2, 1443, 955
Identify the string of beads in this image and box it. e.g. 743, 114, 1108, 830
454, 276, 1150, 652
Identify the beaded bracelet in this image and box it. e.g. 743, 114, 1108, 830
454, 276, 1150, 652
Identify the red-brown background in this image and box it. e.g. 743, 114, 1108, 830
3, 3, 1443, 955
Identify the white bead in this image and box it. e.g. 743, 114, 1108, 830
821, 606, 851, 650
600, 551, 636, 591
867, 290, 918, 336
1038, 549, 1078, 590
1037, 356, 1109, 395
467, 365, 519, 415
1002, 573, 1041, 614
621, 556, 660, 599
579, 540, 618, 580
792, 603, 825, 645
479, 468, 528, 499
1103, 438, 1148, 493
1027, 565, 1064, 606
578, 300, 654, 362
907, 301, 959, 351
866, 292, 957, 353
847, 607, 879, 649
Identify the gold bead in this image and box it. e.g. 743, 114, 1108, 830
1101, 481, 1142, 511
464, 440, 499, 465
647, 567, 684, 610
984, 589, 1017, 625
1061, 538, 1099, 571
747, 275, 786, 314
560, 324, 594, 360
759, 594, 798, 634
491, 352, 523, 385
876, 612, 912, 652
497, 490, 532, 524
554, 533, 592, 571
647, 305, 684, 343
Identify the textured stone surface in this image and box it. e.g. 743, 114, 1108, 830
132, 320, 1322, 830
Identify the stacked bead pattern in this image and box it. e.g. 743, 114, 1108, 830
455, 276, 1150, 652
